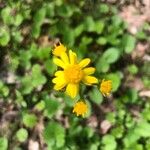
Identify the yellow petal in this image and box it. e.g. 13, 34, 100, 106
83, 67, 95, 75
69, 50, 77, 65
52, 77, 62, 83
79, 58, 91, 68
66, 83, 79, 98
60, 52, 69, 64
82, 76, 98, 85
52, 44, 66, 57
54, 71, 64, 76
53, 75, 67, 90
53, 57, 66, 69
54, 82, 66, 90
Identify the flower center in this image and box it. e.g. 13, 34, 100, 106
64, 65, 83, 83
73, 101, 88, 117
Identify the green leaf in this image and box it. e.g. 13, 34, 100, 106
98, 4, 109, 13
127, 89, 138, 103
111, 126, 124, 138
112, 15, 123, 27
127, 64, 138, 75
37, 47, 51, 60
94, 21, 104, 34
136, 28, 147, 40
43, 122, 65, 148
33, 8, 46, 26
146, 139, 150, 150
123, 34, 136, 53
97, 37, 107, 45
107, 35, 120, 45
89, 88, 103, 104
0, 137, 8, 150
21, 76, 33, 94
35, 100, 45, 111
84, 127, 94, 138
44, 59, 56, 75
123, 131, 140, 148
16, 128, 28, 142
32, 25, 41, 38
31, 64, 47, 87
46, 4, 55, 17
102, 48, 120, 64
10, 56, 19, 71
102, 135, 117, 150
21, 65, 46, 94
96, 57, 110, 73
106, 112, 116, 124
106, 72, 122, 92
63, 29, 75, 47
142, 108, 150, 121
16, 90, 27, 107
19, 50, 32, 69
74, 24, 84, 37
1, 7, 13, 24
44, 98, 60, 118
14, 14, 23, 26
23, 113, 37, 128
32, 8, 46, 38
1, 86, 9, 97
12, 30, 23, 43
56, 4, 73, 17
0, 27, 10, 46
90, 143, 99, 150
0, 81, 9, 97
135, 121, 150, 137
84, 16, 95, 32
142, 76, 150, 88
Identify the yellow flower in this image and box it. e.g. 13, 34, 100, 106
100, 79, 112, 96
52, 43, 66, 57
73, 101, 88, 117
52, 50, 98, 98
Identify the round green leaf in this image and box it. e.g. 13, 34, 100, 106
31, 65, 47, 87
102, 135, 117, 150
0, 28, 10, 46
127, 64, 138, 75
43, 122, 65, 148
123, 34, 136, 53
96, 57, 110, 73
35, 100, 45, 111
97, 37, 107, 45
135, 121, 150, 138
23, 114, 37, 128
94, 21, 104, 34
102, 48, 120, 64
0, 137, 8, 150
89, 88, 103, 104
1, 7, 13, 24
99, 4, 109, 13
16, 128, 28, 142
44, 98, 60, 118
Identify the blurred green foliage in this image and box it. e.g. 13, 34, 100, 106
0, 0, 150, 150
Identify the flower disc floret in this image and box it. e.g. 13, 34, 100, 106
73, 101, 88, 117
100, 79, 112, 96
64, 65, 83, 84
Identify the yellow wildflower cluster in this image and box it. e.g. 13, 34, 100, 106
52, 43, 112, 117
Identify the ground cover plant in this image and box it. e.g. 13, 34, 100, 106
0, 0, 150, 150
